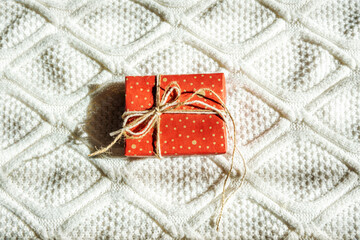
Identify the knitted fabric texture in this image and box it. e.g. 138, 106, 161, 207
0, 0, 359, 239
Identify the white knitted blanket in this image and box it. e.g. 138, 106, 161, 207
0, 0, 359, 239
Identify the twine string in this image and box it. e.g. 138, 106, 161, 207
88, 75, 247, 231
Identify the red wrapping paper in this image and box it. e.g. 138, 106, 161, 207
124, 73, 227, 156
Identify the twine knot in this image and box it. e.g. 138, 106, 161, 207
155, 107, 161, 113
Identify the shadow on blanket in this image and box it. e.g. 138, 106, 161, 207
83, 82, 126, 157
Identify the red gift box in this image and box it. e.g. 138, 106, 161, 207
124, 73, 227, 157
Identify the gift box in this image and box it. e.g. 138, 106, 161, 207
124, 73, 227, 157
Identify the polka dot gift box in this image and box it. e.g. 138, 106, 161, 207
125, 73, 227, 157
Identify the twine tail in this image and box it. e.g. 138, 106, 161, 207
88, 130, 124, 157
215, 129, 235, 232
203, 88, 246, 232
216, 165, 232, 231
86, 79, 248, 232
215, 146, 247, 231
223, 146, 247, 206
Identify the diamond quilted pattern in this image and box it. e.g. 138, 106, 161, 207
157, 0, 199, 7
68, 200, 163, 239
77, 0, 161, 48
250, 35, 341, 92
0, 1, 45, 51
228, 88, 280, 145
256, 137, 349, 201
137, 42, 219, 74
37, 0, 76, 9
15, 41, 101, 97
197, 197, 289, 239
126, 156, 222, 206
8, 145, 102, 207
0, 0, 358, 238
323, 199, 360, 239
0, 206, 39, 239
308, 0, 360, 40
193, 0, 276, 44
0, 94, 41, 150
315, 83, 360, 143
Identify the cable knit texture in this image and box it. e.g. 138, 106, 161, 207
0, 0, 359, 239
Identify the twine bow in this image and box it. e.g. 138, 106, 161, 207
89, 75, 246, 230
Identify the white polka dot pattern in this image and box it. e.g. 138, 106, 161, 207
124, 74, 226, 156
